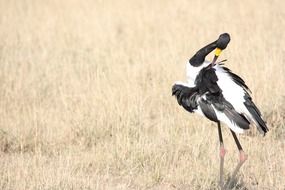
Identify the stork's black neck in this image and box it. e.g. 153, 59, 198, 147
189, 40, 217, 67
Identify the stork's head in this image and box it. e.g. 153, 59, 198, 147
212, 33, 231, 65
189, 33, 231, 67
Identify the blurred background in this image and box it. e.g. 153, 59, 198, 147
0, 0, 284, 189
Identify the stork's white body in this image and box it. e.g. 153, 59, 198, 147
176, 61, 259, 133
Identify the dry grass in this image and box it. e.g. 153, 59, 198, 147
0, 0, 285, 189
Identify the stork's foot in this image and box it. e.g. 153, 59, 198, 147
219, 146, 226, 190
225, 151, 247, 189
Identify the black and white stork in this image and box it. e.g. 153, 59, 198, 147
172, 33, 268, 189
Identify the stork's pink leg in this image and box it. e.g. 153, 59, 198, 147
226, 131, 248, 189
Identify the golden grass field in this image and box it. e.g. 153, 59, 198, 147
0, 0, 285, 189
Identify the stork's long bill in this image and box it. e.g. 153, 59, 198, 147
211, 48, 222, 66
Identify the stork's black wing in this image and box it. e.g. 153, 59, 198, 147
194, 67, 250, 129
172, 84, 199, 113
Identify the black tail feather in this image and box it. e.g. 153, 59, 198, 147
244, 94, 269, 135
